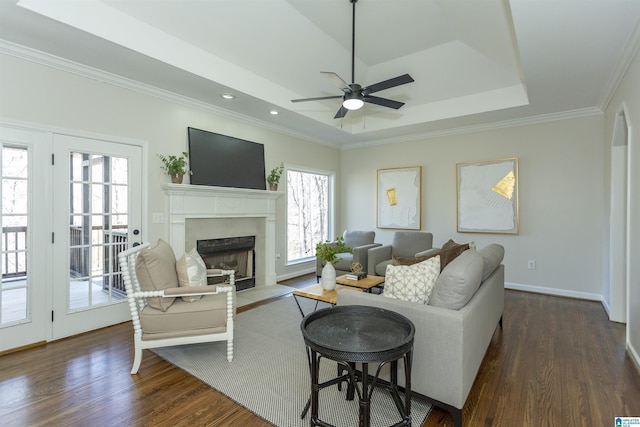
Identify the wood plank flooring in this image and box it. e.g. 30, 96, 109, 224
1, 274, 639, 426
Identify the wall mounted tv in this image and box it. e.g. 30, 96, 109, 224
187, 127, 266, 190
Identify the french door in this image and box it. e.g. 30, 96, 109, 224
1, 128, 144, 350
0, 126, 48, 351
51, 134, 142, 339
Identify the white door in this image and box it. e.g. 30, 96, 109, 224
0, 126, 49, 352
51, 134, 142, 339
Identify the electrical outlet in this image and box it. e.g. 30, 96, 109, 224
528, 260, 536, 270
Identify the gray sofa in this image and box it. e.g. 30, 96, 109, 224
337, 243, 505, 427
316, 230, 381, 281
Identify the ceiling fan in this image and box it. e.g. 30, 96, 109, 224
291, 0, 414, 119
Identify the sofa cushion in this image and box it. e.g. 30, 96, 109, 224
428, 249, 483, 310
176, 248, 208, 302
135, 239, 178, 311
477, 244, 505, 281
383, 256, 440, 304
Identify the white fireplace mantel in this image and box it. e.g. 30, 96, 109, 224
162, 184, 283, 287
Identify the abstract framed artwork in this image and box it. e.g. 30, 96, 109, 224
377, 166, 422, 230
456, 158, 519, 234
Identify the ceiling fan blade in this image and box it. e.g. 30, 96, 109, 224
291, 95, 342, 103
364, 95, 405, 110
362, 74, 414, 95
321, 72, 351, 93
334, 105, 349, 119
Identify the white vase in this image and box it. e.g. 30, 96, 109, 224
321, 262, 336, 291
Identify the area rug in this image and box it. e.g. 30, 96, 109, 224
152, 296, 432, 426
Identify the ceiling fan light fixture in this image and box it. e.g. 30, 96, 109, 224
343, 92, 364, 110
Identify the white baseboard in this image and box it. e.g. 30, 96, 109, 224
628, 341, 640, 377
277, 267, 315, 282
505, 282, 603, 302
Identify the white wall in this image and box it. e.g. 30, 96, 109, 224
604, 44, 640, 371
0, 51, 341, 280
340, 115, 606, 299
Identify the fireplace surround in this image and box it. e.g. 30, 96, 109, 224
162, 184, 281, 288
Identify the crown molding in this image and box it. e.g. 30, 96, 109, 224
599, 19, 640, 110
343, 106, 603, 150
0, 40, 332, 148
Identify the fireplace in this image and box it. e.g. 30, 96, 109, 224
197, 236, 256, 291
162, 184, 282, 288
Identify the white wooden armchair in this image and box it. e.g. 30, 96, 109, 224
118, 240, 235, 374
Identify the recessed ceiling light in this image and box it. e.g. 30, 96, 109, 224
270, 110, 279, 115
221, 93, 235, 100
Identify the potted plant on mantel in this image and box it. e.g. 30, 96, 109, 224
266, 165, 284, 191
158, 151, 192, 184
315, 236, 351, 290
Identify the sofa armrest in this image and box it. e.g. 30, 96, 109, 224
367, 245, 392, 275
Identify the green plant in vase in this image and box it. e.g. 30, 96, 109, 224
267, 165, 284, 190
158, 151, 192, 184
315, 237, 351, 291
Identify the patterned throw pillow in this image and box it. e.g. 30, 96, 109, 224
383, 256, 441, 304
176, 248, 208, 302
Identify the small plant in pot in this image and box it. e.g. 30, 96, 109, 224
315, 237, 351, 290
267, 165, 284, 191
158, 151, 192, 184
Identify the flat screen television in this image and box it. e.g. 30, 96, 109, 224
187, 127, 266, 190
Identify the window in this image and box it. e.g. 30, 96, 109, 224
286, 167, 333, 263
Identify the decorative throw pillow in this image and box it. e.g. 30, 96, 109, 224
176, 247, 208, 302
392, 252, 439, 266
477, 244, 505, 281
438, 239, 470, 271
383, 256, 440, 304
135, 239, 178, 311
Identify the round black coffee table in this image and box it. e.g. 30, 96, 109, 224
301, 305, 415, 427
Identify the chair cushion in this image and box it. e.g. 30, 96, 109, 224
176, 248, 208, 302
428, 249, 483, 310
135, 239, 178, 311
383, 256, 440, 304
140, 293, 228, 336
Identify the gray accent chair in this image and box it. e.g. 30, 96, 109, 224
316, 230, 381, 282
367, 231, 435, 276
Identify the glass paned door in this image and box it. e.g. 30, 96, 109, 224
52, 134, 142, 339
0, 126, 48, 352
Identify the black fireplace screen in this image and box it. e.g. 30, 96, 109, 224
197, 236, 255, 291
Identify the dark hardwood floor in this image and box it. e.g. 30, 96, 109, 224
1, 274, 639, 426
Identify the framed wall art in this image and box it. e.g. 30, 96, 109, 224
377, 166, 422, 230
457, 158, 519, 234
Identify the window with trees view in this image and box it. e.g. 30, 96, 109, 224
287, 168, 333, 263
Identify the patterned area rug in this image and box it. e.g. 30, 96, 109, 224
152, 296, 432, 426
